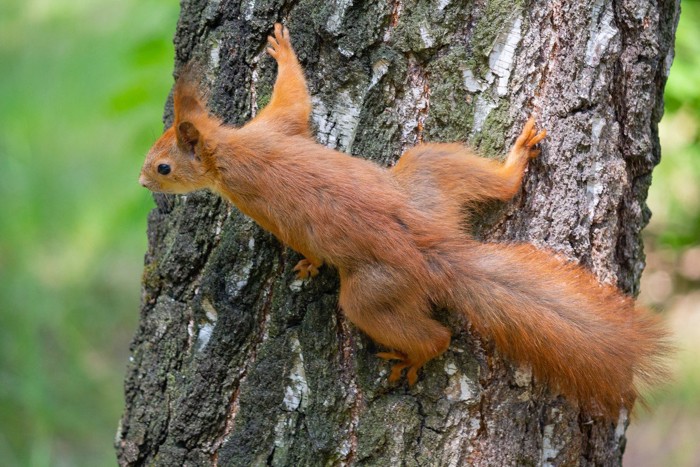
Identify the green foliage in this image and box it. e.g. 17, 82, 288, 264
627, 7, 700, 465
0, 0, 178, 465
647, 3, 700, 250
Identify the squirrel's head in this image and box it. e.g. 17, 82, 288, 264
139, 67, 218, 194
139, 121, 213, 194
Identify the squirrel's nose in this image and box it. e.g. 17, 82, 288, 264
138, 175, 148, 187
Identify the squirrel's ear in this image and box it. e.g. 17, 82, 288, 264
177, 121, 200, 155
176, 95, 205, 118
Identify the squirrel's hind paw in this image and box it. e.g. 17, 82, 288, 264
377, 352, 421, 385
515, 117, 547, 159
293, 258, 320, 280
266, 23, 293, 60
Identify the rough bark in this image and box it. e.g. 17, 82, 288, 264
116, 0, 679, 465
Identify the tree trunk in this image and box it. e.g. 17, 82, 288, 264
116, 0, 679, 465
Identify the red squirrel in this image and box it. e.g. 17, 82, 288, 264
139, 24, 670, 418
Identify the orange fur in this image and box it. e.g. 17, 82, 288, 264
139, 24, 670, 419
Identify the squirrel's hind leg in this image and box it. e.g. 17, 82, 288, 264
370, 320, 451, 385
339, 269, 451, 385
391, 117, 546, 208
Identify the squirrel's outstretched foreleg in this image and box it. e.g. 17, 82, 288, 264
253, 24, 321, 278
249, 23, 312, 138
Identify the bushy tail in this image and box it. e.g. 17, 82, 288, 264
436, 241, 671, 418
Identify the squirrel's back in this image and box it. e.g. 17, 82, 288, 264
213, 129, 438, 271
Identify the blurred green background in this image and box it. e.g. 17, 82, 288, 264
0, 0, 178, 465
0, 1, 697, 465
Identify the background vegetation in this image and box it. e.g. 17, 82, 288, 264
626, 4, 700, 465
0, 1, 178, 465
0, 1, 696, 465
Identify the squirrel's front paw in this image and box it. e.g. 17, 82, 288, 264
266, 23, 293, 61
293, 258, 320, 280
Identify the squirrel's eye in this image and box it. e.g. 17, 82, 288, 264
157, 164, 171, 175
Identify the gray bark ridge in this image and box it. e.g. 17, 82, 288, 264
116, 0, 679, 465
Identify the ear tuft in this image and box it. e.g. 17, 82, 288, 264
177, 121, 200, 154
173, 62, 208, 119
